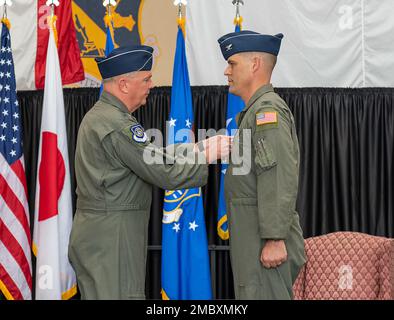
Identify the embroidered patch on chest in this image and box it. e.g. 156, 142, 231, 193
256, 112, 278, 126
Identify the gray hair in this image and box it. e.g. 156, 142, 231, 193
102, 71, 137, 84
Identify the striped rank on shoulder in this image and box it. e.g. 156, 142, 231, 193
256, 111, 278, 126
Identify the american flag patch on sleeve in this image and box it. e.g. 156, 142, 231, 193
256, 111, 278, 126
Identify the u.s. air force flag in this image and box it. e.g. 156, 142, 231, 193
161, 26, 212, 300
217, 23, 245, 240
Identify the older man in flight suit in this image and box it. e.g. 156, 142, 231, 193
68, 45, 232, 299
218, 31, 306, 299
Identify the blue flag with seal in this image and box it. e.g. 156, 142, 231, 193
161, 26, 212, 300
100, 23, 115, 94
217, 23, 245, 240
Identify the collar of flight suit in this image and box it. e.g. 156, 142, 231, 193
237, 83, 275, 126
100, 90, 131, 114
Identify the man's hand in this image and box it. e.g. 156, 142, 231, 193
196, 135, 233, 164
260, 240, 287, 268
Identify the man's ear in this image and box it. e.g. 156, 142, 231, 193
251, 56, 261, 74
118, 78, 128, 94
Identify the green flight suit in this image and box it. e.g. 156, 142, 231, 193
224, 84, 306, 300
68, 91, 208, 300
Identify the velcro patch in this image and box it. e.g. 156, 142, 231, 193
256, 112, 278, 126
125, 124, 148, 143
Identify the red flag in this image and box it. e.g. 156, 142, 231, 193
35, 0, 84, 89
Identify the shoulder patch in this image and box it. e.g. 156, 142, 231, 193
256, 111, 278, 126
124, 124, 148, 143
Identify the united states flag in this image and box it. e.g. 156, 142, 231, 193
0, 22, 32, 300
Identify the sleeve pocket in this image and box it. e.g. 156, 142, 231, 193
254, 137, 277, 174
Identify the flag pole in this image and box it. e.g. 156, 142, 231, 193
232, 0, 244, 27
174, 0, 186, 31
103, 0, 115, 29
162, 0, 212, 300
45, 0, 59, 18
102, 0, 116, 46
46, 0, 60, 46
2, 1, 7, 19
107, 3, 111, 17
216, 0, 246, 241
177, 2, 182, 21
105, 3, 111, 30
1, 0, 11, 29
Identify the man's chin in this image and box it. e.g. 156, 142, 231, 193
228, 86, 238, 95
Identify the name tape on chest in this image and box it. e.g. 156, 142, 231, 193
256, 111, 278, 126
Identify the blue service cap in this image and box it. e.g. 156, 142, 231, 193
218, 30, 284, 60
95, 45, 154, 79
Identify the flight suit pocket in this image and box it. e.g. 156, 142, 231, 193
229, 199, 262, 289
120, 210, 149, 299
254, 137, 277, 174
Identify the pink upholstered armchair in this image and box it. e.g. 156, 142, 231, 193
293, 231, 394, 300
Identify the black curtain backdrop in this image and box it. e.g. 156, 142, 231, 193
14, 87, 394, 299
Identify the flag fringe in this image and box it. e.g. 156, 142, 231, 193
161, 289, 170, 300
177, 17, 186, 35
217, 215, 230, 240
61, 285, 77, 300
47, 15, 59, 47
104, 14, 113, 28
0, 280, 14, 300
1, 18, 11, 30
233, 15, 243, 28
104, 13, 116, 48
